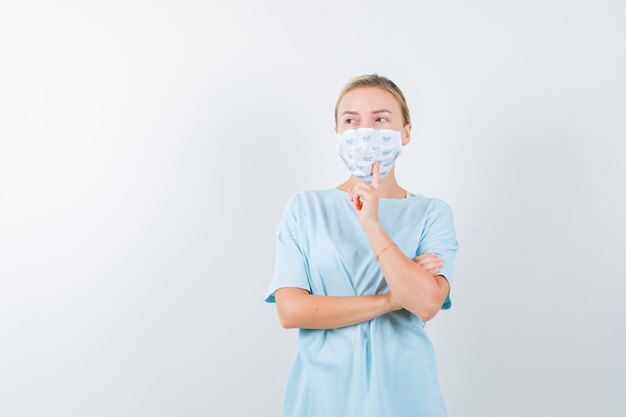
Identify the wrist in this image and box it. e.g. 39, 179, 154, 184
362, 220, 382, 234
381, 292, 396, 312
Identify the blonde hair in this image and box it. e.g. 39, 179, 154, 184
334, 73, 411, 128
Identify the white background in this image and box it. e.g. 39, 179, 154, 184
1, 1, 625, 416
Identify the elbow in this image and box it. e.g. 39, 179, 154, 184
396, 266, 443, 322
410, 306, 434, 322
398, 299, 434, 322
420, 307, 438, 322
421, 298, 444, 322
276, 302, 300, 329
274, 288, 307, 329
278, 312, 297, 329
397, 295, 439, 323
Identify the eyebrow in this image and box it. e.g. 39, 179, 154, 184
340, 109, 393, 116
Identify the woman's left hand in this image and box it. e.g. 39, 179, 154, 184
349, 161, 381, 230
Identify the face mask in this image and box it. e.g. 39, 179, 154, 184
336, 126, 407, 183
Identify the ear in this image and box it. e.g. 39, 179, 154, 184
404, 123, 411, 137
402, 123, 412, 146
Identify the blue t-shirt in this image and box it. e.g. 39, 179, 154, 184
264, 187, 460, 417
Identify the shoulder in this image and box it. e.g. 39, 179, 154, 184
276, 192, 308, 236
280, 189, 329, 216
288, 189, 335, 208
430, 197, 453, 213
282, 190, 310, 210
413, 192, 453, 211
416, 195, 456, 224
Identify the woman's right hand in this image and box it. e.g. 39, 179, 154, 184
413, 253, 443, 275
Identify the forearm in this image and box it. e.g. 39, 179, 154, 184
285, 293, 395, 330
364, 222, 438, 320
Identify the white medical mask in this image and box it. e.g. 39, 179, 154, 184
336, 126, 407, 182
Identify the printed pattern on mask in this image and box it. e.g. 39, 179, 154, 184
336, 127, 403, 182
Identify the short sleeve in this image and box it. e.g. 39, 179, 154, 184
416, 199, 460, 310
264, 194, 312, 303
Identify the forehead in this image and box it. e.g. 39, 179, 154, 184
338, 87, 400, 114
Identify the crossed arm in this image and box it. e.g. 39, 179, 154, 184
364, 222, 450, 322
274, 249, 449, 329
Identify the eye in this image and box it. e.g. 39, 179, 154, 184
345, 118, 354, 124
376, 117, 388, 122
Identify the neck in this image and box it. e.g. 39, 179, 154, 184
338, 168, 406, 199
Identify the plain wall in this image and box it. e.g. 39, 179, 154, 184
1, 1, 625, 416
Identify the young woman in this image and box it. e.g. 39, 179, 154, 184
264, 73, 460, 417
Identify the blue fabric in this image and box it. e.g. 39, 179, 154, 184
264, 188, 460, 417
